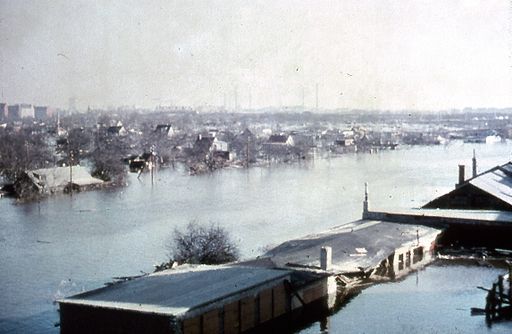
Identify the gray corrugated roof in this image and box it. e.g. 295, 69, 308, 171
376, 208, 512, 223
265, 220, 440, 273
59, 265, 290, 317
469, 164, 512, 206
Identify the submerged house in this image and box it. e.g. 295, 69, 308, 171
125, 152, 158, 173
266, 134, 294, 147
155, 124, 175, 137
13, 166, 103, 198
58, 217, 440, 334
58, 262, 333, 334
191, 135, 215, 160
423, 161, 512, 211
262, 134, 296, 159
107, 125, 127, 137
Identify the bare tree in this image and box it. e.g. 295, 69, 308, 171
0, 129, 52, 182
166, 222, 239, 266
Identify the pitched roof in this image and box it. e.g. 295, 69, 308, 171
467, 162, 512, 206
107, 125, 124, 134
155, 124, 172, 133
268, 134, 288, 143
29, 166, 103, 188
423, 161, 512, 210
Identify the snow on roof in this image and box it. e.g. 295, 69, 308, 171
59, 264, 291, 317
382, 208, 512, 224
469, 163, 512, 206
265, 220, 440, 273
30, 166, 103, 188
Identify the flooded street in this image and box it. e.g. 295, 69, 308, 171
1, 142, 512, 333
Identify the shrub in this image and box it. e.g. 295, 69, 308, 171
167, 222, 239, 265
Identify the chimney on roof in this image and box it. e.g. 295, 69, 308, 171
472, 149, 477, 178
457, 164, 465, 188
320, 246, 332, 271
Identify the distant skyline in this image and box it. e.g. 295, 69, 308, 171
1, 1, 511, 111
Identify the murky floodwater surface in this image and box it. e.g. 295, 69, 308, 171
1, 142, 512, 333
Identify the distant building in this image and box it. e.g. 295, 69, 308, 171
7, 104, 35, 119
7, 105, 20, 119
211, 137, 228, 152
34, 106, 50, 120
208, 128, 219, 138
0, 103, 7, 120
192, 134, 215, 159
13, 166, 104, 198
335, 137, 354, 147
19, 104, 35, 118
155, 124, 175, 137
267, 134, 294, 147
107, 125, 127, 136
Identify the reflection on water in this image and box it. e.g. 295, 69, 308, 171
300, 263, 512, 334
1, 142, 511, 333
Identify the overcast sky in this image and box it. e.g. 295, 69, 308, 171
1, 1, 511, 111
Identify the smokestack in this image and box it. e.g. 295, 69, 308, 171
457, 164, 465, 187
472, 149, 477, 178
320, 246, 332, 271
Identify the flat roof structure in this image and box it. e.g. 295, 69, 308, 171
264, 220, 441, 273
366, 208, 512, 228
59, 220, 442, 333
59, 264, 291, 319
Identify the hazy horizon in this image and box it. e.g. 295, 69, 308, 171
1, 1, 511, 111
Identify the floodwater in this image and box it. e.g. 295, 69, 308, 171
300, 263, 512, 334
1, 141, 512, 333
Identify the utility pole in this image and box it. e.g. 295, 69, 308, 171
150, 150, 155, 186
246, 137, 250, 168
151, 154, 154, 186
69, 149, 73, 196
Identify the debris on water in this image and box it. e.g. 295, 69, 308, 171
474, 262, 512, 323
